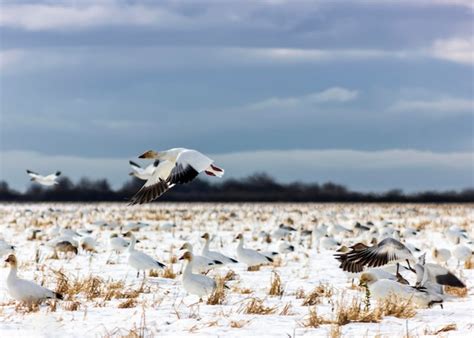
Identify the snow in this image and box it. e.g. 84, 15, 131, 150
0, 203, 472, 337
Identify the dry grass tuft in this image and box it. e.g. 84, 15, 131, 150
295, 288, 305, 299
118, 299, 137, 309
302, 306, 331, 328
445, 285, 468, 297
434, 323, 457, 334
169, 255, 178, 264
302, 283, 333, 306
148, 270, 160, 277
376, 295, 417, 319
63, 301, 80, 311
334, 297, 382, 325
279, 302, 294, 316
223, 270, 238, 282
160, 266, 177, 279
464, 257, 474, 269
207, 277, 227, 305
329, 324, 342, 338
54, 270, 142, 302
230, 319, 251, 328
268, 271, 283, 296
242, 298, 276, 315
15, 302, 40, 313
247, 265, 261, 271
232, 286, 253, 294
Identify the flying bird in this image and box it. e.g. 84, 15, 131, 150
335, 238, 416, 274
128, 160, 160, 180
26, 170, 61, 186
129, 148, 224, 205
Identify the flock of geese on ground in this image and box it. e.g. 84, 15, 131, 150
0, 213, 472, 308
3, 146, 471, 311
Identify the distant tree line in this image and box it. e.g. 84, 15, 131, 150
0, 173, 473, 203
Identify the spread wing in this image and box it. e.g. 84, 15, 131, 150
26, 170, 41, 179
336, 238, 412, 272
167, 150, 212, 185
129, 160, 143, 174
45, 171, 61, 180
129, 160, 175, 205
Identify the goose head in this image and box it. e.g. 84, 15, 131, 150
179, 251, 193, 262
5, 254, 17, 268
138, 150, 159, 159
180, 242, 192, 251
201, 233, 210, 240
359, 272, 377, 287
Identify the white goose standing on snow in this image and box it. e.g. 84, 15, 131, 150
129, 148, 224, 205
179, 252, 219, 300
124, 233, 165, 278
235, 233, 273, 269
26, 170, 61, 186
201, 233, 238, 265
128, 160, 160, 180
180, 242, 223, 274
5, 254, 63, 304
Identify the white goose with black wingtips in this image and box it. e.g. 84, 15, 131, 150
236, 233, 273, 268
26, 169, 61, 186
129, 148, 224, 205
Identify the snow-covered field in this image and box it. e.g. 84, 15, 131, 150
0, 203, 472, 337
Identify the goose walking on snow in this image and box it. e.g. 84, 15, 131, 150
179, 252, 220, 300
129, 148, 224, 205
5, 254, 63, 304
180, 242, 223, 274
124, 233, 165, 278
235, 233, 273, 269
128, 160, 160, 180
26, 170, 61, 186
201, 233, 238, 264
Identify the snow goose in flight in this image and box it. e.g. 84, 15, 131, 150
5, 254, 63, 304
335, 238, 416, 274
129, 160, 160, 180
179, 252, 218, 300
359, 271, 443, 308
124, 233, 165, 278
129, 148, 224, 205
26, 170, 61, 186
201, 233, 238, 264
235, 233, 273, 269
180, 242, 223, 273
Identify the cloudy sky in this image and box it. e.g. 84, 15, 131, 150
0, 0, 473, 192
